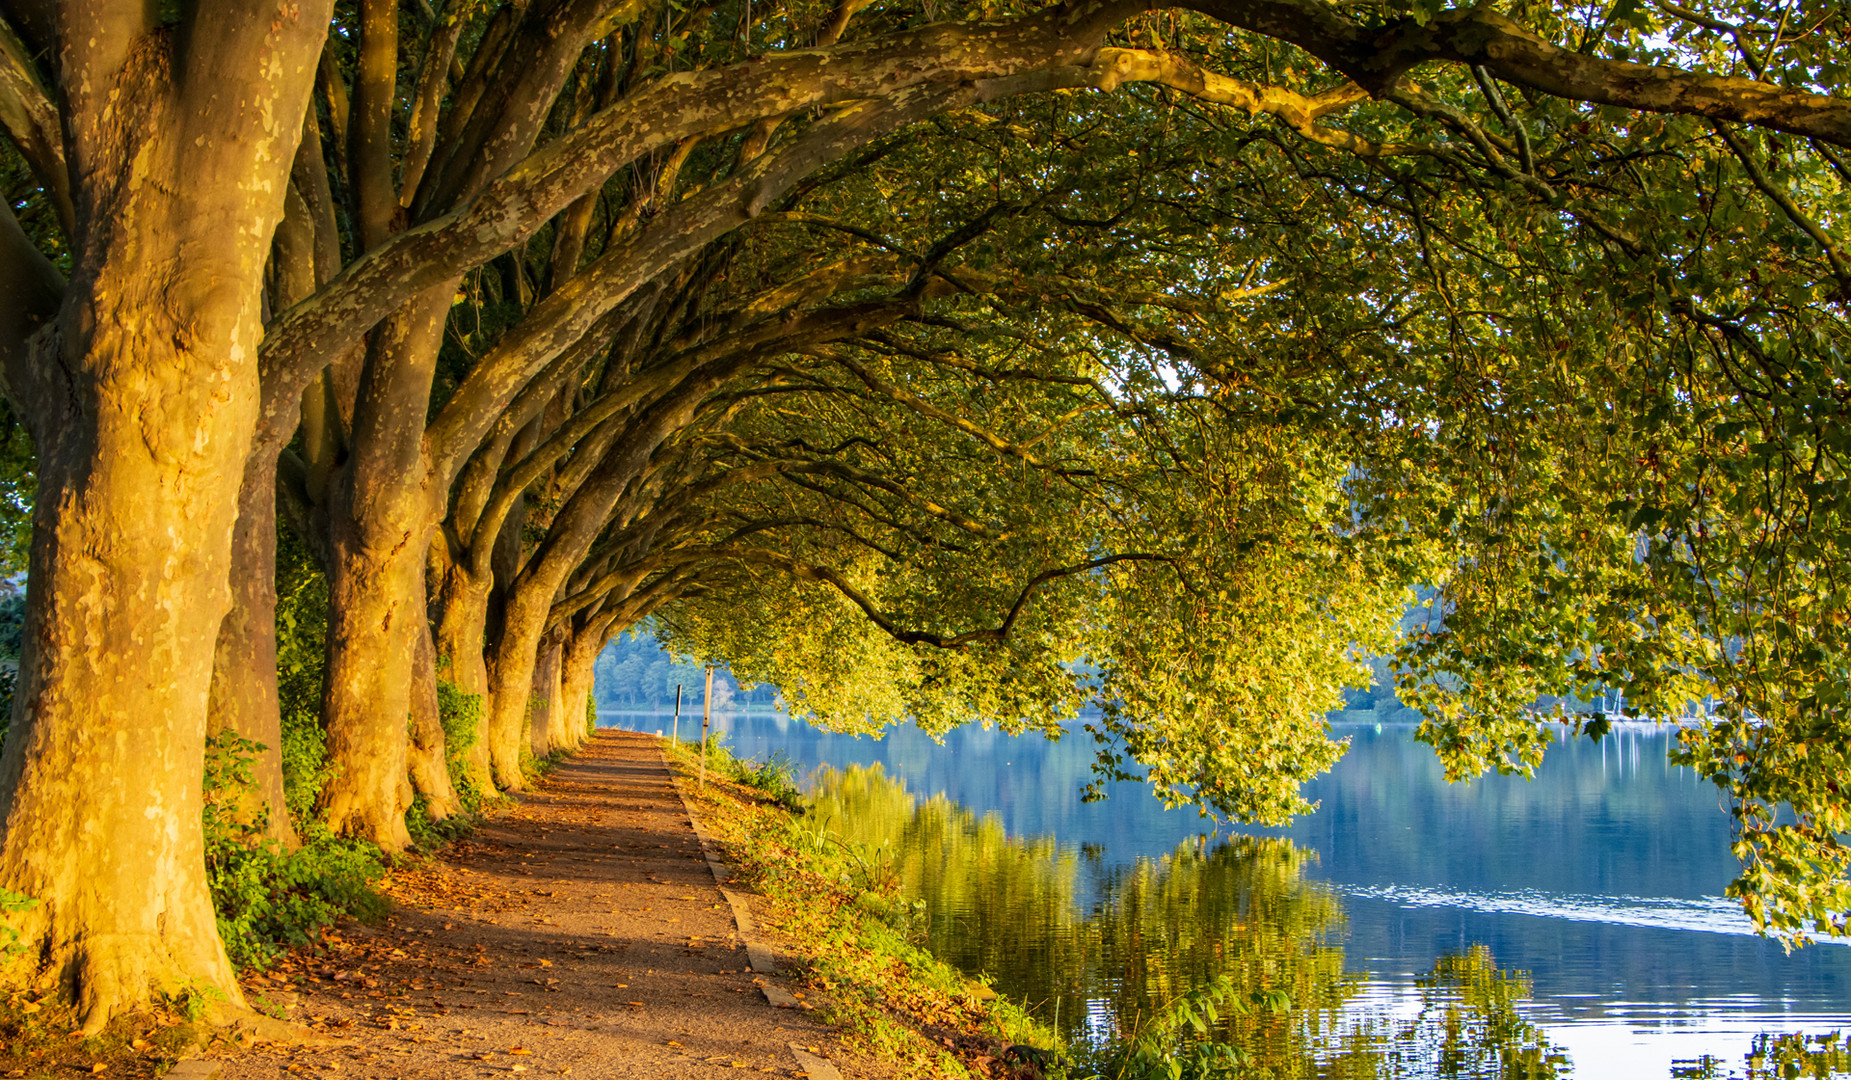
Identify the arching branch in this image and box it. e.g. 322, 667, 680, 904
738, 548, 1175, 648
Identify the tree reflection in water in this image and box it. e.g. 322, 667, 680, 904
809, 764, 1570, 1077
807, 763, 1851, 1078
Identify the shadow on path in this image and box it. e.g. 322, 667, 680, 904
214, 731, 849, 1079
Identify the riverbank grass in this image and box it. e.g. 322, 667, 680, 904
668, 738, 1059, 1079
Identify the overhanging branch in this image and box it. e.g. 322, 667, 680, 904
1190, 0, 1851, 146
739, 548, 1174, 648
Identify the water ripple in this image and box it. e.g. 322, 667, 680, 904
1340, 883, 1850, 943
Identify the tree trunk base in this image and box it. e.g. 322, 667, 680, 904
0, 922, 245, 1035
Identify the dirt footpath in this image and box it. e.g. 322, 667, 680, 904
212, 730, 848, 1080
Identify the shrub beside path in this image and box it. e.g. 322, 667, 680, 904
213, 730, 853, 1079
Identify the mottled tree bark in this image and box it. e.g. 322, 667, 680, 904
528, 637, 563, 758
313, 0, 614, 830
489, 582, 554, 787
203, 111, 342, 852
559, 624, 605, 750
317, 289, 453, 851
320, 480, 420, 850
0, 0, 330, 1028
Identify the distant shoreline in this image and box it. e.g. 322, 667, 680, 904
595, 708, 1702, 733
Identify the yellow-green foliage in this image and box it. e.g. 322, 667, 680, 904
652, 401, 1439, 833
0, 886, 34, 961
276, 526, 334, 823
436, 679, 486, 812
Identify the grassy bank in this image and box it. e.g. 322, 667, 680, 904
666, 739, 1061, 1080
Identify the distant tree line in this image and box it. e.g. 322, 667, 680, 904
591, 631, 778, 712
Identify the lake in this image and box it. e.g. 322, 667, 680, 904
598, 707, 1851, 1078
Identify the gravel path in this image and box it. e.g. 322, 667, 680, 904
212, 730, 848, 1079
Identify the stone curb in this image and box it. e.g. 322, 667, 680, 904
661, 743, 845, 1079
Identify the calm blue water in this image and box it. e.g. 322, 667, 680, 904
602, 708, 1851, 1077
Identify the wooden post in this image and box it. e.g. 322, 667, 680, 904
699, 664, 713, 786
670, 684, 683, 748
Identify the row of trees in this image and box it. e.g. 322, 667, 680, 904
0, 0, 1847, 1031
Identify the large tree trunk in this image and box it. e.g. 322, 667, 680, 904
319, 476, 420, 850
0, 322, 255, 1028
200, 116, 334, 852
559, 626, 603, 750
486, 588, 552, 789
317, 291, 453, 850
0, 4, 328, 1029
528, 636, 564, 758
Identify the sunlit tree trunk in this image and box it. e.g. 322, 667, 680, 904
317, 294, 453, 851
560, 625, 604, 749
202, 113, 340, 851
0, 0, 329, 1028
320, 482, 420, 849
534, 637, 568, 756
0, 291, 257, 1029
525, 638, 553, 759
488, 586, 552, 787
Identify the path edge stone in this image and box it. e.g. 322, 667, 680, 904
661, 743, 844, 1076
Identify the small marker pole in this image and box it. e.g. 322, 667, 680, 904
700, 664, 714, 787
670, 685, 683, 748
